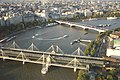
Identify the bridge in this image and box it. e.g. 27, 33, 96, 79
0, 41, 107, 74
56, 20, 107, 33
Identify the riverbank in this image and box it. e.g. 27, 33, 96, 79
0, 19, 57, 44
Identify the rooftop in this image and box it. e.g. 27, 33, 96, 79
112, 31, 120, 36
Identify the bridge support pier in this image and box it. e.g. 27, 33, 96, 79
74, 67, 77, 72
86, 64, 90, 71
3, 57, 6, 61
22, 59, 27, 64
23, 61, 25, 64
0, 49, 6, 61
41, 55, 51, 74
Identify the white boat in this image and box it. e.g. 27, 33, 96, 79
70, 39, 80, 45
107, 17, 117, 20
88, 18, 97, 21
63, 35, 69, 38
35, 34, 39, 36
46, 23, 58, 27
97, 24, 111, 27
70, 42, 74, 45
32, 36, 35, 39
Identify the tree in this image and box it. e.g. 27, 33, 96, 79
90, 49, 96, 56
109, 69, 117, 76
84, 41, 94, 56
106, 75, 113, 80
96, 75, 104, 80
77, 70, 89, 80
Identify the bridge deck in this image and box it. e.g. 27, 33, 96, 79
1, 47, 104, 60
0, 47, 107, 71
0, 56, 86, 70
56, 21, 106, 33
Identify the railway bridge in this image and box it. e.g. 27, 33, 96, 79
0, 41, 108, 74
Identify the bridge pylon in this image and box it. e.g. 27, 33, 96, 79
56, 45, 64, 54
10, 41, 20, 49
0, 49, 8, 61
67, 57, 81, 72
46, 45, 55, 52
37, 54, 45, 62
28, 43, 39, 51
16, 51, 28, 64
46, 45, 64, 54
72, 47, 84, 56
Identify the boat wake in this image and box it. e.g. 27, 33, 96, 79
35, 35, 68, 41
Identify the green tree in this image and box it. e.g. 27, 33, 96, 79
106, 75, 113, 80
84, 41, 94, 56
90, 49, 96, 56
96, 75, 104, 80
77, 70, 89, 80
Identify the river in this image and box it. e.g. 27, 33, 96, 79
0, 18, 120, 80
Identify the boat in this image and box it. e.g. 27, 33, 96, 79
32, 36, 35, 39
97, 24, 111, 27
73, 39, 80, 43
63, 35, 69, 38
46, 23, 58, 27
70, 42, 74, 45
6, 36, 16, 42
88, 18, 97, 21
70, 39, 80, 45
107, 17, 117, 20
97, 24, 103, 27
35, 34, 39, 36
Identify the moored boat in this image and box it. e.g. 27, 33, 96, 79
107, 17, 117, 20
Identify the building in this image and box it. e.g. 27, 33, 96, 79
107, 39, 120, 59
107, 49, 120, 59
107, 31, 120, 59
84, 9, 92, 17
110, 31, 120, 39
38, 9, 49, 21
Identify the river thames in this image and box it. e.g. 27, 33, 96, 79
0, 19, 120, 80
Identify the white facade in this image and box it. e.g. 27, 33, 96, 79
38, 10, 48, 20
61, 11, 74, 18
84, 9, 92, 17
107, 49, 120, 59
